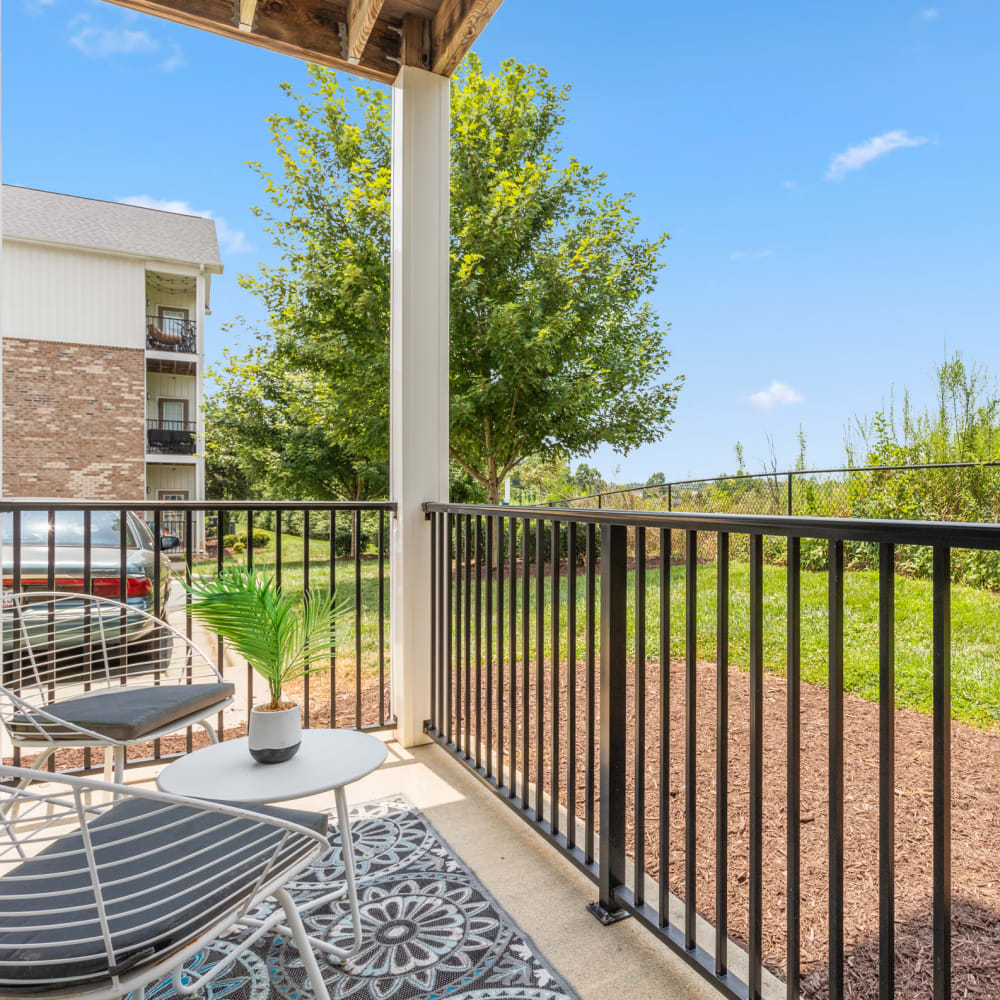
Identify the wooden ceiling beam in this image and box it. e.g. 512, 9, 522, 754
430, 0, 502, 76
102, 0, 399, 84
345, 0, 386, 64
400, 13, 431, 70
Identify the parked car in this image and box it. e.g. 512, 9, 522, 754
1, 510, 177, 665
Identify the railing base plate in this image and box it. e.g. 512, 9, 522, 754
587, 900, 630, 925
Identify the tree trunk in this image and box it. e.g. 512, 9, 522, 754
487, 452, 500, 505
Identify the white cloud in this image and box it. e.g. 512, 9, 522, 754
120, 196, 253, 255
161, 44, 184, 72
68, 12, 182, 70
825, 129, 928, 181
747, 381, 805, 410
730, 249, 773, 261
69, 16, 159, 58
918, 8, 939, 20
24, 0, 56, 12
782, 180, 796, 189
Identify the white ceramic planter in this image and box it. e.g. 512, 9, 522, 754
248, 704, 302, 764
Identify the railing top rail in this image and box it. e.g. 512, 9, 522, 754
424, 500, 1000, 550
553, 458, 1000, 506
1, 499, 397, 513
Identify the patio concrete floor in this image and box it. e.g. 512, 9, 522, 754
124, 735, 722, 1000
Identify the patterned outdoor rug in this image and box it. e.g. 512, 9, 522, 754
142, 795, 580, 1000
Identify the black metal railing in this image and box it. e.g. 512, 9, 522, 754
423, 501, 997, 1000
145, 314, 197, 353
146, 418, 197, 454
1, 500, 395, 773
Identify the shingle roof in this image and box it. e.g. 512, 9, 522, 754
2, 185, 223, 271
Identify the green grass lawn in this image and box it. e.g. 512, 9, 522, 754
187, 531, 1000, 728
189, 529, 389, 668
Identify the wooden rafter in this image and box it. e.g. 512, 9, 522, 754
102, 0, 503, 81
431, 0, 503, 76
345, 0, 386, 64
102, 0, 399, 83
235, 0, 257, 32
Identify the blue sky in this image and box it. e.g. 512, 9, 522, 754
3, 1, 998, 485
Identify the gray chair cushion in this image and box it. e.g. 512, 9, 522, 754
0, 796, 328, 992
11, 683, 235, 742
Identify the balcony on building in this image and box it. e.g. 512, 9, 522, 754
146, 417, 196, 454
145, 270, 197, 363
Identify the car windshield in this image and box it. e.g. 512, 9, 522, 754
1, 511, 136, 548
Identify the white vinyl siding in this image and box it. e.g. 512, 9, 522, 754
2, 240, 145, 348
146, 372, 197, 423
146, 286, 197, 322
146, 462, 196, 496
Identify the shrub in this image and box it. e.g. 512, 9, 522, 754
222, 530, 269, 549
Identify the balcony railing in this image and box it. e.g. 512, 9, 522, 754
423, 502, 999, 1000
146, 418, 197, 454
1, 500, 395, 772
145, 314, 196, 353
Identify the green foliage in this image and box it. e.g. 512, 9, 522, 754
448, 57, 681, 501
572, 463, 605, 495
252, 510, 377, 556
842, 353, 1000, 588
207, 56, 681, 504
186, 568, 351, 708
509, 454, 577, 504
222, 530, 270, 550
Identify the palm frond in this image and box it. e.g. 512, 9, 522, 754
185, 568, 352, 706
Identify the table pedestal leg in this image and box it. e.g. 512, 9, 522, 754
291, 785, 365, 963
333, 785, 364, 957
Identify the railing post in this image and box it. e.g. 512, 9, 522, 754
787, 472, 793, 516
589, 522, 629, 924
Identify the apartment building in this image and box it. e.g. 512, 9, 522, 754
1, 185, 221, 547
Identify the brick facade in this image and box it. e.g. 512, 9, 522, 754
3, 337, 146, 499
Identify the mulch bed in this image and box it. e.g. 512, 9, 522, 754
454, 653, 1000, 1000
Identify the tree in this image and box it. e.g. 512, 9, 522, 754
206, 345, 387, 501
573, 462, 604, 494
209, 56, 682, 503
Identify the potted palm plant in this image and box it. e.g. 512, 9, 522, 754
186, 568, 349, 764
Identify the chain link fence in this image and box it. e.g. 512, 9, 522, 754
533, 462, 1000, 585
547, 461, 1000, 521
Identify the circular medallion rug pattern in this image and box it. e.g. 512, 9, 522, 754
136, 795, 580, 1000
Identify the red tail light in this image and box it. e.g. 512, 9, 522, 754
1, 577, 152, 599
92, 577, 153, 599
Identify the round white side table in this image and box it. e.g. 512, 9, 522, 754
157, 728, 387, 962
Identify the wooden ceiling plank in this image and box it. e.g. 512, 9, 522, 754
430, 0, 502, 76
346, 0, 387, 63
102, 0, 398, 84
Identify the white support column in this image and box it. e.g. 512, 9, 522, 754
194, 269, 207, 553
0, 14, 5, 500
390, 65, 450, 747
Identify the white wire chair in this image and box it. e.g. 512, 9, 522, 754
1, 592, 234, 786
0, 765, 334, 1000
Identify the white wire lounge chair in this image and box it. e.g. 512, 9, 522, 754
0, 592, 234, 786
0, 765, 334, 1000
